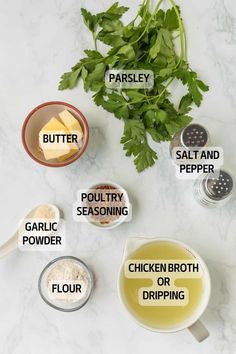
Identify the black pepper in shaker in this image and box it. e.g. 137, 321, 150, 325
170, 123, 210, 160
193, 169, 234, 207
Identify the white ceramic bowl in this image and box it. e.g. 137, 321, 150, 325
84, 181, 130, 230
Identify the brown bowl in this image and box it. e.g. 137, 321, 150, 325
22, 101, 89, 167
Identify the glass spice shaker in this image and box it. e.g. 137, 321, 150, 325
193, 169, 234, 207
170, 123, 210, 162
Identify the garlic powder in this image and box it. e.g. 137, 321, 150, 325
33, 205, 56, 219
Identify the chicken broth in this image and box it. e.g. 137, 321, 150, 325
119, 241, 204, 330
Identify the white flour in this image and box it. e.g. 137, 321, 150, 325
47, 260, 88, 303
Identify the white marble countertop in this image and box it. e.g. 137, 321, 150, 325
0, 0, 236, 353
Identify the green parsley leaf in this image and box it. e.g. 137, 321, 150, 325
121, 119, 157, 172
101, 2, 129, 20
149, 35, 161, 59
123, 119, 146, 141
59, 0, 209, 172
81, 8, 97, 32
84, 63, 105, 92
178, 94, 193, 115
59, 72, 72, 90
117, 45, 136, 61
84, 50, 103, 59
134, 141, 157, 172
164, 7, 180, 31
147, 128, 165, 142
156, 109, 168, 123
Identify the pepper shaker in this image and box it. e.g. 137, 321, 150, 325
193, 169, 234, 207
170, 123, 210, 161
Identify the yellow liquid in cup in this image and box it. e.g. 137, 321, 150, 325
119, 241, 204, 330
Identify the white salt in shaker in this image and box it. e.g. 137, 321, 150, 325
193, 169, 234, 207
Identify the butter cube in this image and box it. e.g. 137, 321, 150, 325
39, 117, 78, 161
57, 145, 79, 161
58, 110, 83, 140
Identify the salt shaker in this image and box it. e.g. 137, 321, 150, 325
170, 124, 210, 160
193, 169, 234, 207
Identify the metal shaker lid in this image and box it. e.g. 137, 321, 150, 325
204, 170, 233, 200
180, 124, 209, 149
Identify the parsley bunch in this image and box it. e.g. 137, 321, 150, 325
59, 0, 209, 172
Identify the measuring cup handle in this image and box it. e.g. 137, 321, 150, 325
188, 320, 209, 342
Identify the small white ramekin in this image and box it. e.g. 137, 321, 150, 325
84, 181, 130, 230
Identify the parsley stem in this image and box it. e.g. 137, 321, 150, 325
131, 0, 164, 46
92, 31, 98, 50
156, 77, 174, 102
125, 75, 174, 107
131, 0, 149, 25
173, 33, 180, 40
127, 0, 187, 108
169, 0, 187, 64
93, 32, 98, 51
